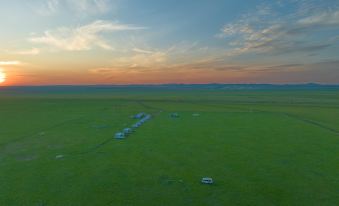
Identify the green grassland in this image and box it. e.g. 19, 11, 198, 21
0, 89, 338, 205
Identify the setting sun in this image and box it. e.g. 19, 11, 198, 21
0, 69, 6, 83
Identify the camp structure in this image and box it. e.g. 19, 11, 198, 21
139, 119, 146, 124
115, 132, 125, 139
170, 112, 179, 118
132, 123, 140, 129
134, 122, 142, 127
134, 112, 145, 119
129, 113, 152, 131
123, 128, 132, 135
143, 114, 151, 120
201, 177, 213, 184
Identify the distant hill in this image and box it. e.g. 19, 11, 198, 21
1, 83, 339, 94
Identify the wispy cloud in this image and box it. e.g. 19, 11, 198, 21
132, 48, 154, 54
297, 10, 339, 28
9, 48, 40, 55
30, 20, 146, 51
34, 0, 59, 16
218, 1, 339, 56
115, 51, 168, 68
0, 61, 21, 66
87, 59, 339, 84
252, 60, 339, 83
102, 42, 221, 69
66, 0, 111, 14
34, 0, 111, 16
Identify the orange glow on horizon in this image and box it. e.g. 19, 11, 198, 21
3, 67, 252, 86
2, 64, 337, 86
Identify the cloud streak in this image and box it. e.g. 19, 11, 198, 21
218, 2, 339, 56
34, 0, 111, 16
66, 0, 111, 14
10, 48, 40, 55
88, 59, 339, 84
0, 61, 21, 66
30, 20, 146, 51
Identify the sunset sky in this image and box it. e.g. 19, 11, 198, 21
0, 0, 339, 85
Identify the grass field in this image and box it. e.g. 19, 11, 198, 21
0, 88, 338, 205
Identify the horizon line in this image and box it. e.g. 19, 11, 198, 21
1, 82, 339, 87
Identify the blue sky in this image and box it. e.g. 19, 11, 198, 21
0, 0, 339, 85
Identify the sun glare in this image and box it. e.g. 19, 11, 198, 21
0, 69, 6, 83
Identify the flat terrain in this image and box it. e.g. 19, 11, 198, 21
0, 87, 338, 205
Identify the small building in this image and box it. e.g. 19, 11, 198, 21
144, 114, 151, 120
115, 132, 125, 139
201, 177, 213, 184
170, 113, 179, 118
137, 121, 143, 125
123, 128, 132, 135
136, 122, 142, 127
134, 112, 145, 119
132, 123, 140, 129
139, 119, 146, 124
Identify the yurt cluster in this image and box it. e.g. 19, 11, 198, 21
115, 112, 151, 139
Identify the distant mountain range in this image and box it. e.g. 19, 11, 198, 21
1, 83, 339, 93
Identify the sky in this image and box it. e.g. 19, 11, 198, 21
0, 0, 339, 85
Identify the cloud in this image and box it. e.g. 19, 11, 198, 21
265, 64, 303, 69
66, 0, 111, 14
297, 10, 339, 28
89, 67, 117, 74
0, 61, 21, 66
132, 48, 154, 54
30, 20, 145, 51
35, 0, 59, 16
104, 42, 220, 69
218, 1, 339, 56
253, 60, 339, 83
115, 51, 168, 68
103, 41, 233, 71
10, 48, 40, 55
34, 0, 111, 16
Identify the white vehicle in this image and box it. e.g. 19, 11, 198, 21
201, 177, 213, 184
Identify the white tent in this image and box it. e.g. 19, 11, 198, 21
123, 128, 132, 135
134, 112, 145, 119
115, 132, 125, 139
